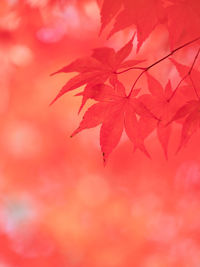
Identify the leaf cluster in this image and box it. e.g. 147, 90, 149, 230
51, 0, 200, 163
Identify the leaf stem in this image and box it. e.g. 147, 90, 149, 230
124, 36, 200, 97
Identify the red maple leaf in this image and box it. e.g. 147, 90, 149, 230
71, 82, 153, 164
50, 35, 144, 106
99, 0, 123, 34
100, 0, 200, 51
167, 57, 200, 151
171, 58, 200, 99
100, 0, 166, 51
169, 100, 200, 152
138, 74, 173, 158
167, 0, 200, 49
139, 73, 191, 158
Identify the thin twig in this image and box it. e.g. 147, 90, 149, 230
167, 47, 200, 102
122, 36, 200, 98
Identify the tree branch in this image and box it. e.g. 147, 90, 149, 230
118, 36, 200, 98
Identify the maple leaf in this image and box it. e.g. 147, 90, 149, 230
169, 100, 200, 152
101, 0, 166, 51
139, 73, 188, 158
50, 35, 144, 106
71, 81, 153, 164
166, 0, 200, 49
99, 0, 123, 34
100, 0, 200, 51
166, 57, 200, 152
171, 58, 200, 99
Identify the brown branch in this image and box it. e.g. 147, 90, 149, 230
120, 36, 200, 98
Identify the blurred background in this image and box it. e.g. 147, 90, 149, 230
1, 0, 200, 266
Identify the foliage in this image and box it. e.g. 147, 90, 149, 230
52, 0, 200, 163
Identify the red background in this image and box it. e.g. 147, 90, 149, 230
0, 0, 200, 266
